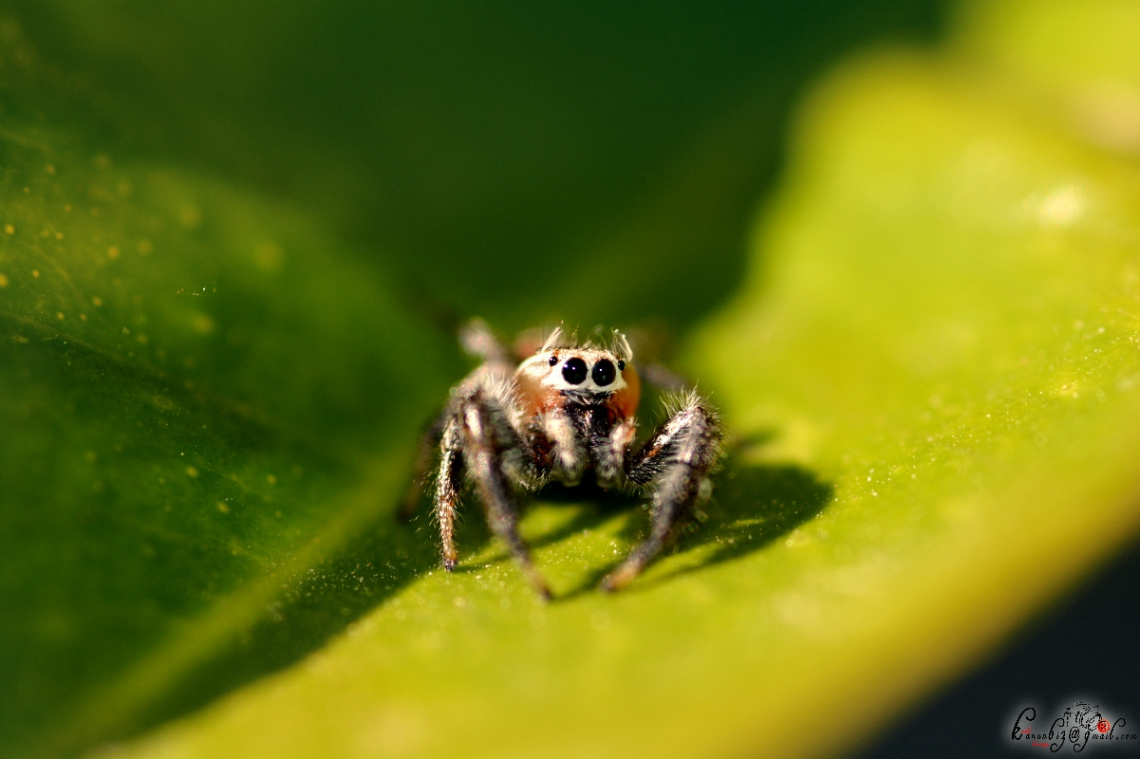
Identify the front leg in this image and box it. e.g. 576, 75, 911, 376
602, 393, 723, 591
434, 387, 552, 599
434, 416, 465, 570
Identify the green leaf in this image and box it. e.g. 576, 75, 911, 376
0, 65, 451, 759
4, 1, 1140, 758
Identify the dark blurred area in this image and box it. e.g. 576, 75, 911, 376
9, 0, 947, 329
861, 535, 1140, 758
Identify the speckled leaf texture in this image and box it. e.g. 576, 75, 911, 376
2, 1, 1138, 758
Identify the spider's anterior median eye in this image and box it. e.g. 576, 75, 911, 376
561, 357, 588, 385
592, 358, 616, 387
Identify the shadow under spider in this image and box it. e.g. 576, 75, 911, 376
606, 457, 832, 593
451, 437, 833, 600
447, 477, 641, 574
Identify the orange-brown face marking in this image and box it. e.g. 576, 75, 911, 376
515, 356, 563, 418
609, 362, 640, 419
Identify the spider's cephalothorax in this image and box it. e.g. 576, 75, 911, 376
401, 320, 723, 598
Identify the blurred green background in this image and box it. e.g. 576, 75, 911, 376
4, 1, 1139, 758
5, 0, 944, 329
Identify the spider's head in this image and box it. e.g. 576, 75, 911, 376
515, 328, 640, 419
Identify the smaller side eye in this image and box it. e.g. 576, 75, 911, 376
592, 358, 616, 387
547, 353, 558, 366
561, 357, 588, 384
617, 359, 626, 371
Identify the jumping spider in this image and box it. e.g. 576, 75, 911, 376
401, 321, 723, 598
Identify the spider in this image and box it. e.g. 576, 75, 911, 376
401, 320, 724, 598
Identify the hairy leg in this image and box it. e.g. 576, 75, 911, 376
434, 417, 465, 570
458, 318, 511, 365
461, 397, 552, 599
602, 393, 722, 591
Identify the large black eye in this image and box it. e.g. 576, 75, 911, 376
561, 357, 587, 385
591, 358, 616, 387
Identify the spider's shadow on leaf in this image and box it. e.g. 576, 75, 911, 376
627, 456, 832, 590
454, 431, 832, 600
559, 456, 831, 598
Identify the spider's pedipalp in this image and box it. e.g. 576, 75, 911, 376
595, 417, 637, 489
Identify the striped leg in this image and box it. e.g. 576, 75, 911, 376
601, 394, 722, 591
459, 394, 552, 600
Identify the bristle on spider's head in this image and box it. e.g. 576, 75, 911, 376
537, 324, 633, 362
611, 330, 633, 363
578, 325, 632, 359
539, 325, 577, 353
